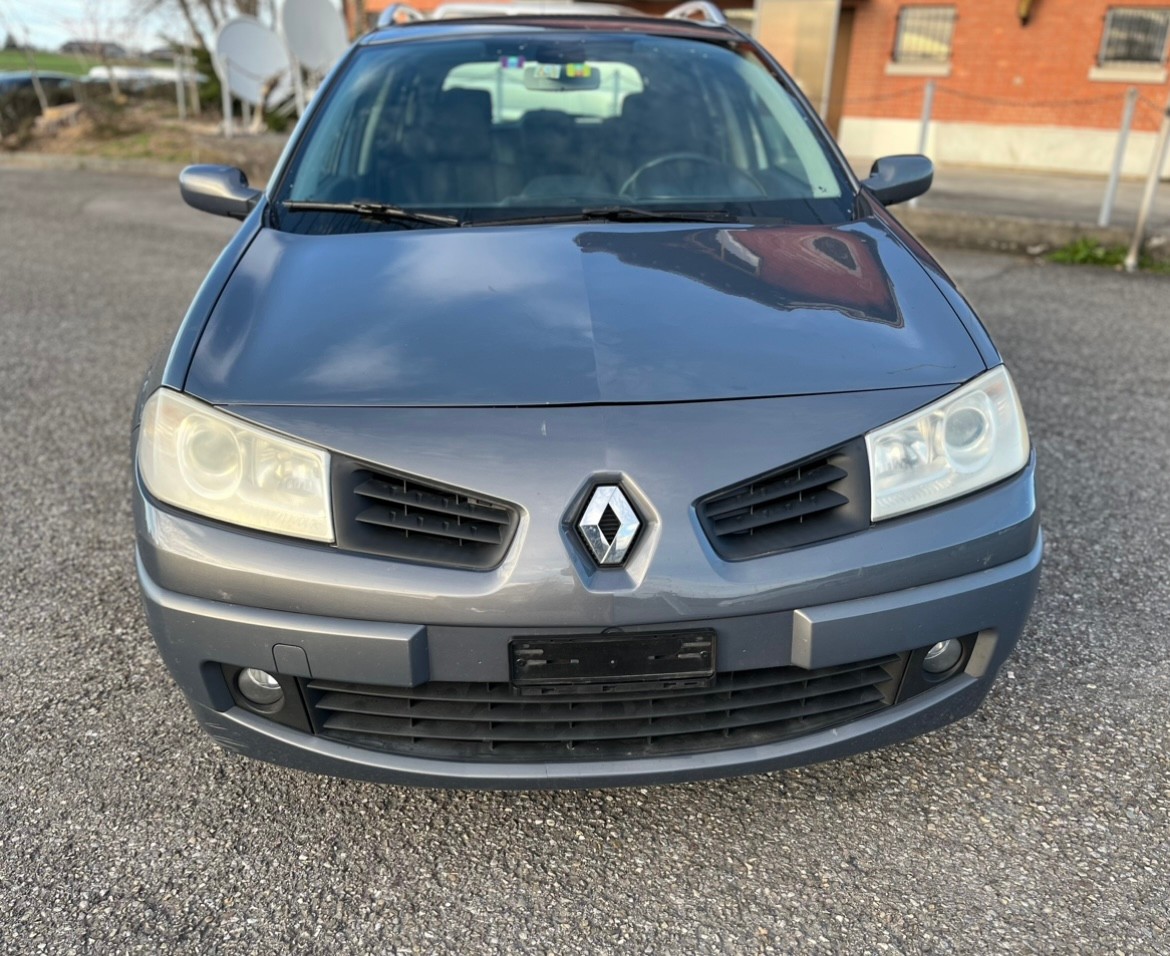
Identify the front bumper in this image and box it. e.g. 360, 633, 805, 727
136, 487, 1042, 788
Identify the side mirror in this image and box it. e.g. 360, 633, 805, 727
179, 164, 262, 220
861, 155, 934, 206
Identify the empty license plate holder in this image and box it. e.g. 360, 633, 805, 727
509, 630, 716, 696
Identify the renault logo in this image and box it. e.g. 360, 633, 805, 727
577, 485, 641, 566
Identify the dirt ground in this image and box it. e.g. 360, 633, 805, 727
5, 99, 287, 182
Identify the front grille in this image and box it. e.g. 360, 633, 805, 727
332, 460, 520, 570
302, 654, 905, 762
696, 439, 870, 561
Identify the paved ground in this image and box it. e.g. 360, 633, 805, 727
922, 165, 1170, 232
845, 161, 1170, 234
1, 168, 1168, 955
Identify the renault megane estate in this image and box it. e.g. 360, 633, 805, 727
133, 3, 1042, 788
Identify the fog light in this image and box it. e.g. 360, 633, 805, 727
922, 639, 963, 675
237, 668, 284, 706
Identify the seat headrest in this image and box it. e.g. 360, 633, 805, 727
403, 87, 494, 161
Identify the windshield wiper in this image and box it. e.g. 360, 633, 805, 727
281, 200, 461, 227
470, 206, 741, 227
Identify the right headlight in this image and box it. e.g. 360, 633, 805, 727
866, 365, 1029, 521
138, 389, 334, 542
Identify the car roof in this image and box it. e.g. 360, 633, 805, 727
359, 14, 745, 46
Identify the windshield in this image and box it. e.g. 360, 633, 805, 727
275, 33, 855, 230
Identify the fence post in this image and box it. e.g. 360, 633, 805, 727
1099, 87, 1138, 227
292, 56, 307, 117
220, 57, 233, 139
909, 79, 936, 209
174, 53, 187, 122
1125, 91, 1170, 273
18, 31, 49, 114
185, 46, 200, 118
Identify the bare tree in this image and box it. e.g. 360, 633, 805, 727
0, 8, 48, 114
65, 0, 133, 102
137, 0, 279, 49
139, 0, 210, 49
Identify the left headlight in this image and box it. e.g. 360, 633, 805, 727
866, 365, 1029, 521
138, 389, 334, 542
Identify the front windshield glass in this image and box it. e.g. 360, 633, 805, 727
275, 32, 855, 230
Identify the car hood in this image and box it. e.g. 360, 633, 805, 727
185, 217, 984, 407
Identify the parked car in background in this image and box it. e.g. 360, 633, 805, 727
134, 2, 1041, 789
0, 71, 77, 136
84, 65, 206, 93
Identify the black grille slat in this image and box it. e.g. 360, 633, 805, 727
696, 439, 870, 561
303, 653, 905, 762
306, 655, 897, 705
354, 477, 512, 525
317, 685, 885, 743
327, 702, 886, 761
712, 489, 849, 536
312, 666, 889, 723
597, 506, 623, 542
702, 463, 848, 520
332, 460, 519, 570
355, 505, 503, 545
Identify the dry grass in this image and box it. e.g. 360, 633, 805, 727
9, 98, 288, 181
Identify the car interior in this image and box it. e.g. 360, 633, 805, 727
288, 37, 840, 213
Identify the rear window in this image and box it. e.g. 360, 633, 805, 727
442, 58, 645, 121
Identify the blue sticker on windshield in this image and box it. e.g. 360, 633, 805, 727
500, 56, 526, 69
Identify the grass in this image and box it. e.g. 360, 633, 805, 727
1048, 237, 1170, 274
0, 50, 97, 77
84, 128, 197, 165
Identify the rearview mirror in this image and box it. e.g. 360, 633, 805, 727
522, 62, 602, 91
179, 165, 262, 220
861, 155, 933, 206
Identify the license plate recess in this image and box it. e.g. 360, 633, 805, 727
509, 630, 716, 696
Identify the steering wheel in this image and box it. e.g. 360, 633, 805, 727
620, 152, 767, 200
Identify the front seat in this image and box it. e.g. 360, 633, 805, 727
398, 89, 520, 205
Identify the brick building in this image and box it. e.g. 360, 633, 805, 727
348, 0, 1170, 175
830, 0, 1170, 175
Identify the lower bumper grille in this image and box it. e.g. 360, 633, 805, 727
302, 654, 906, 762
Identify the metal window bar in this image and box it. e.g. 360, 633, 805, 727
893, 6, 957, 63
1099, 8, 1170, 65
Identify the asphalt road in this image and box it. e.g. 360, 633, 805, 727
1, 168, 1168, 956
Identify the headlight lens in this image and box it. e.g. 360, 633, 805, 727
138, 389, 333, 542
866, 366, 1029, 521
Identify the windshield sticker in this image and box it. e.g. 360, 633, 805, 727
565, 64, 593, 78
499, 56, 525, 70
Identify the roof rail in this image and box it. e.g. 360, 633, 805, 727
376, 0, 727, 27
377, 3, 426, 26
663, 1, 728, 26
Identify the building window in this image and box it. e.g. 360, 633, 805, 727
893, 6, 957, 63
1099, 8, 1170, 64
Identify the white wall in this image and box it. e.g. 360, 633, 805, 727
839, 117, 1170, 178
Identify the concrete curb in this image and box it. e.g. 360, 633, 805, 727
897, 207, 1170, 262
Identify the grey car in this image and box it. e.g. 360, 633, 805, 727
133, 6, 1041, 789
